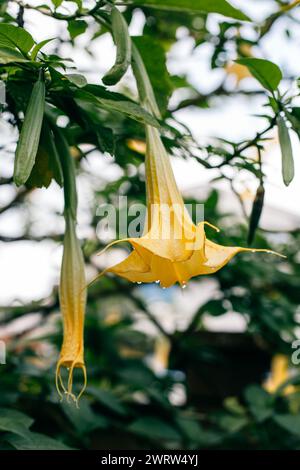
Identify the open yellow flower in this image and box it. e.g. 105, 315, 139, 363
96, 125, 280, 288
56, 210, 87, 404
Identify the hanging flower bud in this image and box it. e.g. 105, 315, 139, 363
56, 210, 87, 404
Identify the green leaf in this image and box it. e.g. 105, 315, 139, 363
61, 399, 108, 434
131, 0, 250, 21
96, 126, 115, 156
273, 414, 300, 437
26, 120, 64, 189
131, 43, 160, 118
75, 89, 160, 127
0, 24, 35, 53
52, 0, 63, 7
31, 38, 55, 61
13, 77, 46, 186
67, 19, 88, 39
66, 73, 87, 88
244, 385, 273, 423
0, 46, 28, 63
236, 58, 282, 92
128, 417, 181, 441
277, 115, 294, 186
286, 108, 300, 139
0, 408, 33, 437
6, 431, 72, 450
217, 414, 248, 433
201, 299, 226, 316
88, 387, 128, 416
102, 7, 132, 86
132, 36, 172, 115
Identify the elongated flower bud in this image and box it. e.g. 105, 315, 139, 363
56, 210, 87, 405
14, 76, 45, 186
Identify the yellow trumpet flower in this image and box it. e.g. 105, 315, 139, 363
56, 210, 87, 404
95, 125, 281, 289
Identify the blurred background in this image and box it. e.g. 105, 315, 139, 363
1, 0, 300, 450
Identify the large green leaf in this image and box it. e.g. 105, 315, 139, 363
67, 19, 88, 39
88, 387, 128, 416
75, 89, 160, 127
6, 431, 72, 450
131, 0, 250, 21
0, 24, 35, 53
128, 417, 182, 441
133, 36, 172, 115
244, 385, 273, 423
0, 46, 28, 63
236, 58, 282, 92
273, 414, 300, 437
61, 400, 108, 434
0, 408, 33, 437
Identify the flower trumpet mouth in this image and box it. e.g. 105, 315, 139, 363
56, 355, 87, 406
92, 124, 284, 289
92, 220, 284, 289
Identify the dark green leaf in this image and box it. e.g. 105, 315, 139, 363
131, 0, 250, 21
273, 414, 300, 437
75, 90, 160, 127
244, 385, 273, 422
88, 387, 128, 416
128, 417, 181, 441
6, 431, 72, 450
0, 408, 33, 437
217, 414, 248, 433
67, 20, 88, 39
61, 399, 108, 434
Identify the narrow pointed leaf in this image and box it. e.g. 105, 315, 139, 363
247, 183, 265, 245
31, 38, 55, 61
132, 36, 172, 115
277, 115, 294, 186
131, 43, 161, 118
75, 89, 160, 127
131, 0, 250, 21
102, 8, 131, 86
13, 78, 45, 186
